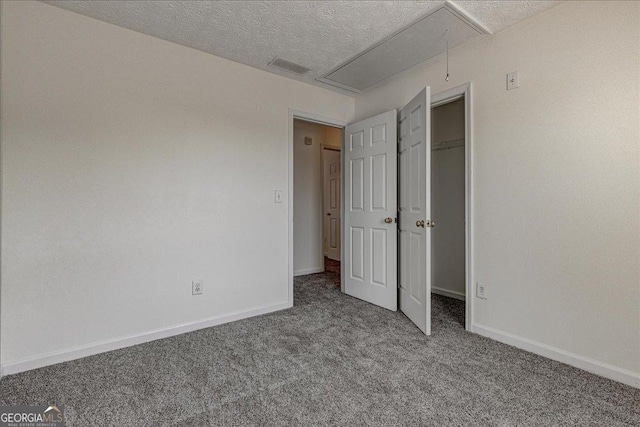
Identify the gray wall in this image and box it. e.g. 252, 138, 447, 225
0, 1, 354, 371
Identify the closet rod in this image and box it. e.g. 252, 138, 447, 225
432, 137, 464, 152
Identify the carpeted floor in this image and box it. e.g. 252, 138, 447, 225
1, 271, 639, 426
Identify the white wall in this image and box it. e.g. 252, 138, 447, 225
431, 99, 465, 298
293, 120, 341, 275
355, 1, 640, 384
0, 1, 353, 370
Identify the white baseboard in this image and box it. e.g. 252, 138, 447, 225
294, 267, 324, 276
471, 323, 640, 389
432, 286, 465, 301
2, 301, 292, 376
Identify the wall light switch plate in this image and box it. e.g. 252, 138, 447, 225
507, 71, 519, 90
476, 282, 487, 299
275, 190, 283, 203
192, 280, 203, 295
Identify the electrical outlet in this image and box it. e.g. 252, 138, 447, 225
192, 280, 203, 295
506, 71, 519, 90
476, 282, 487, 299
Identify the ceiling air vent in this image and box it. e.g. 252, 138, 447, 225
268, 57, 311, 75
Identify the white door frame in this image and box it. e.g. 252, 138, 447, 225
431, 83, 473, 332
288, 109, 347, 306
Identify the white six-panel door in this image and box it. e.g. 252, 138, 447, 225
323, 148, 341, 261
398, 88, 432, 334
344, 110, 398, 311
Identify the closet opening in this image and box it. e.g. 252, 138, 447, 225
431, 96, 467, 328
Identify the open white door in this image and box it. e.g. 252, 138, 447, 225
344, 110, 398, 311
398, 87, 432, 334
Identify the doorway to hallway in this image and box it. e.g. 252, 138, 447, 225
292, 118, 343, 279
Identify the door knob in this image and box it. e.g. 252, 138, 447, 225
416, 220, 424, 228
326, 213, 331, 216
384, 217, 393, 224
427, 220, 435, 228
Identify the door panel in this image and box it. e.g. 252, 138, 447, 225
330, 179, 338, 209
350, 158, 364, 211
371, 228, 387, 286
323, 148, 341, 261
344, 110, 398, 311
329, 218, 338, 247
398, 87, 431, 334
410, 143, 423, 211
371, 154, 387, 211
350, 130, 364, 150
350, 226, 364, 280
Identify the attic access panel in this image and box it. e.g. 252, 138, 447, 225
318, 4, 488, 92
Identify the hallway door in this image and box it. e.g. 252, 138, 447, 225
343, 110, 398, 311
323, 148, 341, 261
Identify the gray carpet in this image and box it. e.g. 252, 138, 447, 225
1, 271, 639, 426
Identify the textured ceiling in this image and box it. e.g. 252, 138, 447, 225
42, 0, 562, 93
